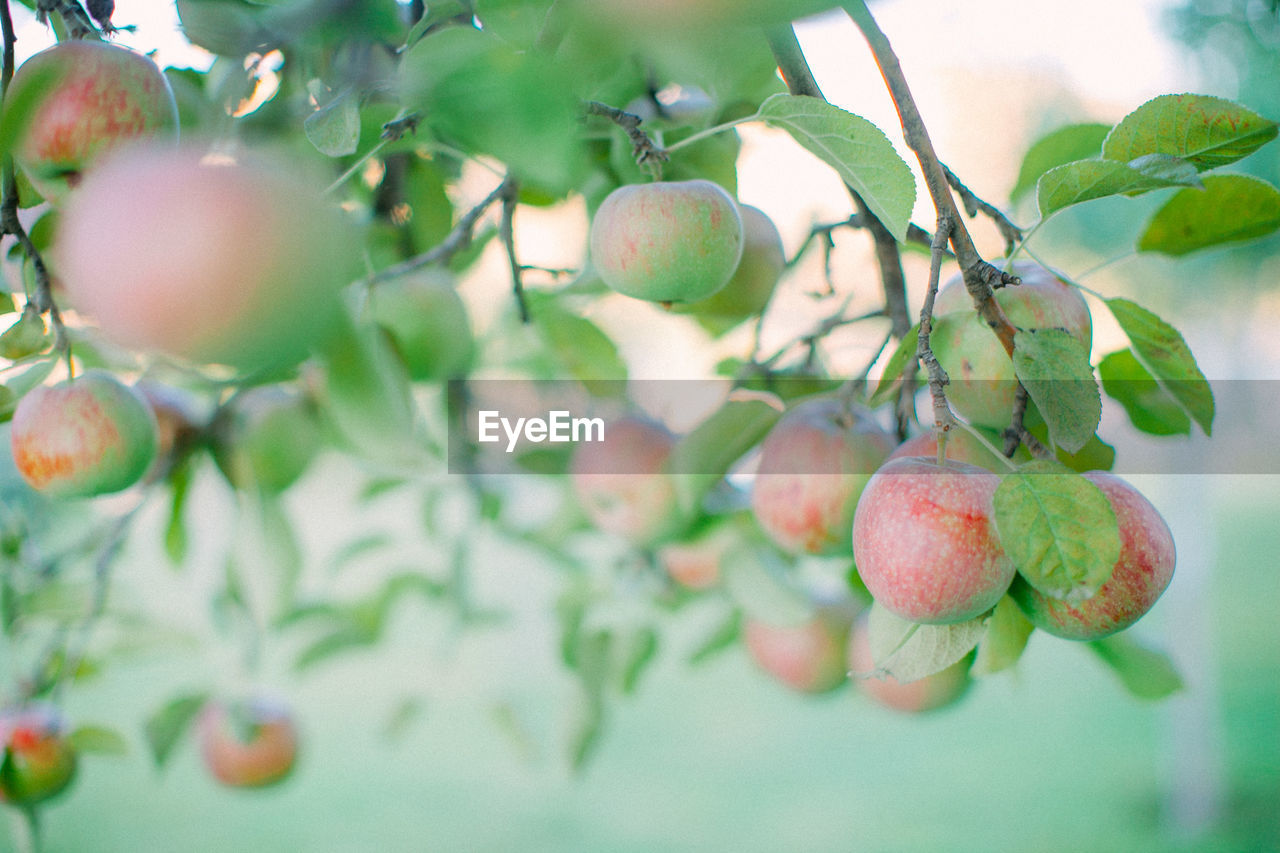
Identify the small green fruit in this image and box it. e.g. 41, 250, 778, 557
589, 180, 743, 303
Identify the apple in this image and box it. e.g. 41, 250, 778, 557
673, 204, 785, 322
570, 417, 681, 545
655, 521, 736, 590
212, 386, 322, 494
54, 145, 358, 370
929, 261, 1092, 429
366, 269, 475, 382
589, 180, 743, 304
6, 40, 178, 203
10, 370, 159, 498
1010, 471, 1175, 640
852, 456, 1015, 624
846, 616, 971, 713
743, 601, 854, 694
0, 704, 77, 806
750, 398, 894, 555
198, 696, 298, 789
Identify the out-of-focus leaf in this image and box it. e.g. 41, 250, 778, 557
144, 693, 208, 768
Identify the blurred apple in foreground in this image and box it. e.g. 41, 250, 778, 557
10, 370, 158, 498
55, 145, 358, 370
0, 704, 77, 806
367, 270, 475, 381
1011, 471, 1175, 640
744, 599, 855, 694
212, 386, 322, 494
7, 40, 178, 202
571, 417, 681, 545
198, 696, 298, 789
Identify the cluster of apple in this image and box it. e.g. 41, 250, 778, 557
577, 182, 1177, 708
0, 40, 336, 801
0, 695, 296, 807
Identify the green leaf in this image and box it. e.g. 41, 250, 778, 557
567, 694, 605, 773
1098, 349, 1191, 436
862, 603, 984, 684
971, 596, 1034, 676
303, 88, 361, 157
530, 295, 627, 391
868, 325, 918, 408
295, 624, 378, 671
176, 0, 276, 56
69, 725, 128, 756
1036, 157, 1201, 218
1011, 329, 1100, 454
1138, 174, 1280, 256
164, 462, 192, 566
1011, 123, 1111, 202
993, 460, 1121, 601
757, 94, 916, 242
400, 26, 587, 194
1089, 633, 1183, 699
0, 354, 56, 422
1105, 298, 1214, 435
669, 391, 783, 513
618, 626, 658, 694
687, 608, 742, 665
1102, 93, 1279, 172
1053, 432, 1116, 474
144, 693, 208, 768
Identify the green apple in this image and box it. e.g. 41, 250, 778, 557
10, 370, 158, 498
589, 180, 743, 303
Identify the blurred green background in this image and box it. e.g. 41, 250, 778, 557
11, 466, 1275, 853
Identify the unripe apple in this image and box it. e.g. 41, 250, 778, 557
198, 696, 298, 789
673, 204, 785, 322
852, 456, 1015, 624
589, 180, 743, 304
569, 417, 681, 546
1011, 471, 1175, 640
6, 40, 178, 202
55, 145, 358, 370
10, 370, 158, 498
0, 704, 77, 806
930, 261, 1091, 429
743, 599, 854, 694
366, 270, 474, 381
212, 386, 322, 494
750, 398, 894, 556
847, 616, 971, 713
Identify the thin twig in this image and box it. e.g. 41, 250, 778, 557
844, 1, 1020, 357
1, 0, 70, 366
767, 24, 915, 436
583, 101, 668, 174
1003, 383, 1052, 460
918, 214, 956, 454
367, 176, 514, 286
941, 162, 1023, 256
499, 179, 530, 324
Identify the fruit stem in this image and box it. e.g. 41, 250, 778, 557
0, 0, 72, 373
8, 805, 41, 853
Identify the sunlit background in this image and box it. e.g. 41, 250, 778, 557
3, 1, 1278, 851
